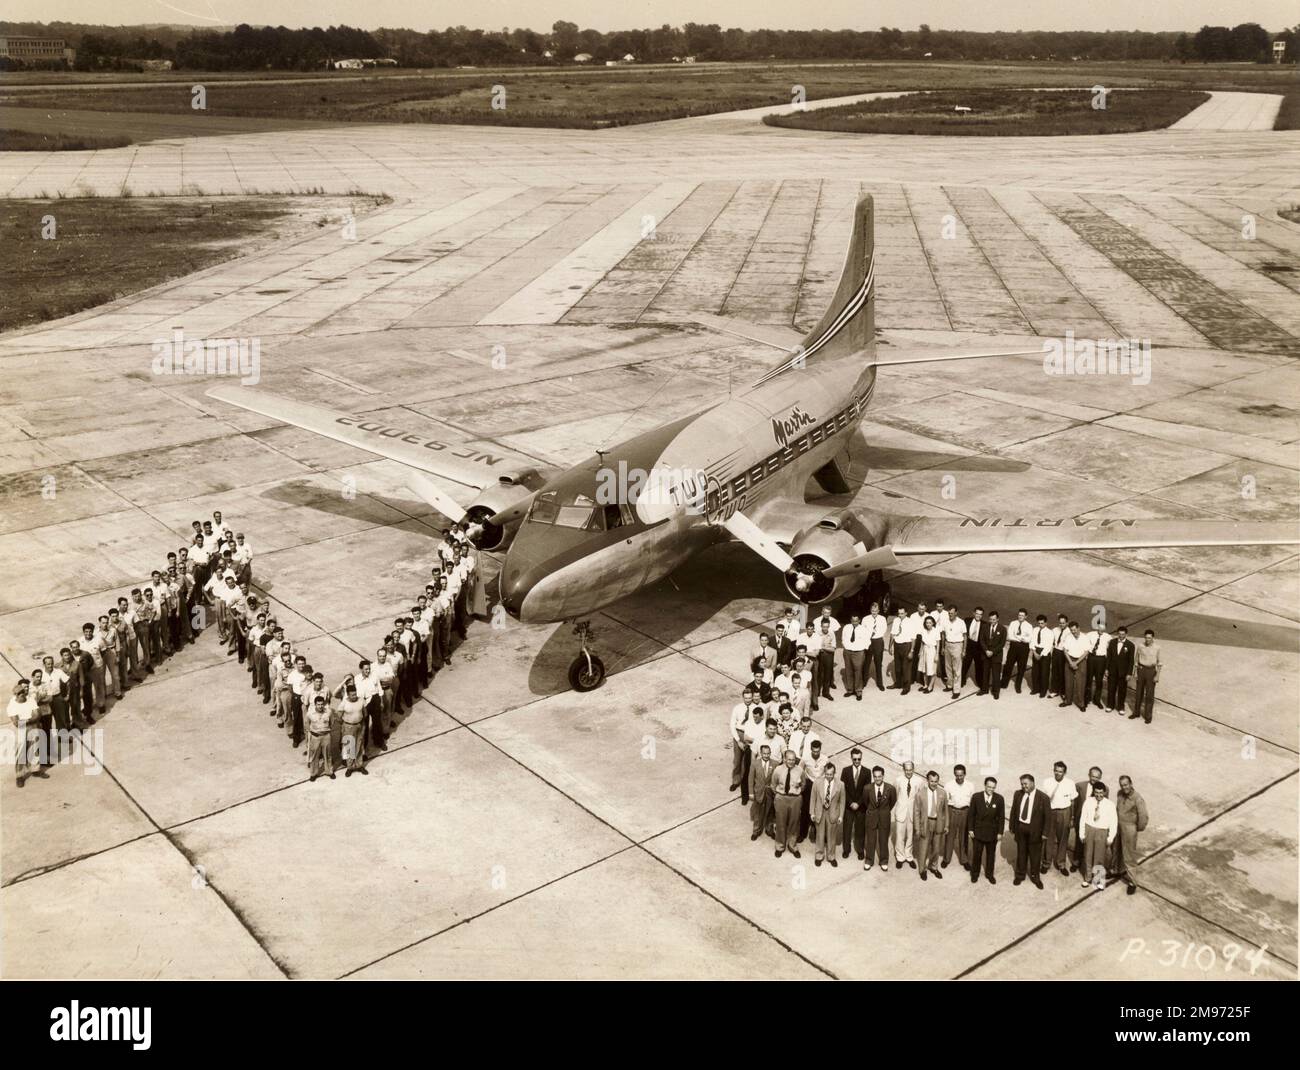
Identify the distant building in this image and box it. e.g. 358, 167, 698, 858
140, 58, 173, 71
0, 35, 75, 68
573, 53, 592, 63
622, 53, 635, 63
683, 55, 696, 64
1273, 39, 1287, 63
333, 58, 364, 70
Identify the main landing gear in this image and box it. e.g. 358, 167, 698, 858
567, 619, 607, 691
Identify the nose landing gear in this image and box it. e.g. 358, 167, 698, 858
567, 619, 606, 691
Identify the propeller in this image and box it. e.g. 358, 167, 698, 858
404, 472, 466, 524
823, 545, 899, 578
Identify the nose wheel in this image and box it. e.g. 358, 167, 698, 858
567, 619, 606, 691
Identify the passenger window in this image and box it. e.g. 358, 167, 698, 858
603, 504, 624, 530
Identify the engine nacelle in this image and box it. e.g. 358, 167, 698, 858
784, 516, 871, 605
464, 470, 543, 551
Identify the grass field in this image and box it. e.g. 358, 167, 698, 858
0, 128, 131, 150
1, 60, 1293, 130
765, 88, 1209, 135
0, 194, 382, 332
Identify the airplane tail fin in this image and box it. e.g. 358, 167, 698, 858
802, 193, 875, 362
754, 194, 874, 386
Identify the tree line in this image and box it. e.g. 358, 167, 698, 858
0, 19, 1294, 72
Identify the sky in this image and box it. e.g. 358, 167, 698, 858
6, 1, 1297, 34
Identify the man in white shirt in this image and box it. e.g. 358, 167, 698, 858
787, 715, 820, 764
8, 679, 47, 786
788, 673, 811, 720
815, 606, 840, 635
798, 628, 821, 710
1003, 609, 1033, 694
1042, 760, 1079, 877
892, 761, 922, 868
232, 533, 254, 587
888, 607, 916, 694
942, 607, 967, 697
729, 687, 756, 793
799, 739, 829, 844
1030, 614, 1053, 698
815, 619, 837, 703
862, 602, 887, 693
1049, 613, 1070, 698
1060, 621, 1090, 710
79, 621, 107, 714
1078, 781, 1118, 888
839, 614, 868, 699
943, 764, 974, 870
1082, 623, 1111, 711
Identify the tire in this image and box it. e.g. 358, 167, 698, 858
568, 653, 606, 692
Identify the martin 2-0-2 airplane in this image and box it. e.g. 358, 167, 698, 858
208, 195, 1299, 690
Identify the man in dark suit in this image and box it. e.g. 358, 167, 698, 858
978, 610, 1007, 699
748, 743, 777, 842
774, 622, 798, 672
862, 766, 896, 871
966, 776, 1005, 884
840, 749, 869, 860
1106, 627, 1136, 714
1010, 774, 1049, 888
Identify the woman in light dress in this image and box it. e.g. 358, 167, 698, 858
917, 615, 940, 693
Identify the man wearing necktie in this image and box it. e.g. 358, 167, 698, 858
979, 610, 1007, 699
1049, 613, 1069, 698
841, 614, 867, 700
912, 770, 949, 880
966, 777, 1005, 884
863, 602, 886, 693
892, 762, 921, 869
749, 743, 776, 842
1083, 623, 1111, 710
1078, 781, 1118, 889
770, 750, 805, 859
1030, 614, 1052, 698
811, 763, 845, 867
863, 766, 896, 871
1010, 774, 1048, 888
840, 749, 869, 860
1106, 627, 1136, 714
1002, 609, 1033, 694
962, 607, 986, 692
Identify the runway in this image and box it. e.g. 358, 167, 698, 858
1, 108, 1297, 979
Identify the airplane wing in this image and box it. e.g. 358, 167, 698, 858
823, 516, 1300, 580
207, 385, 551, 520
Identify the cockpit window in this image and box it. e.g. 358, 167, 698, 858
529, 491, 601, 530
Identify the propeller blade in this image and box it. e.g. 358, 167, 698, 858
721, 511, 795, 572
405, 472, 466, 523
823, 545, 899, 579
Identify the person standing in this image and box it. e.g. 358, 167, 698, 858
962, 607, 986, 693
1131, 630, 1161, 723
1107, 627, 1136, 714
862, 603, 887, 693
966, 777, 1005, 884
798, 739, 828, 844
8, 680, 47, 787
1078, 781, 1118, 888
27, 668, 54, 768
739, 705, 765, 806
916, 615, 940, 693
1059, 622, 1089, 710
888, 606, 915, 694
942, 607, 966, 697
840, 614, 867, 699
862, 767, 895, 871
729, 687, 755, 794
96, 615, 123, 702
913, 770, 949, 880
1002, 609, 1032, 694
306, 696, 335, 782
840, 749, 869, 860
79, 622, 107, 715
132, 588, 155, 675
1030, 614, 1053, 698
1009, 774, 1048, 889
943, 764, 973, 871
334, 678, 370, 777
749, 742, 777, 842
1049, 613, 1069, 699
979, 610, 1006, 699
893, 762, 922, 869
1042, 761, 1078, 877
1114, 775, 1148, 894
811, 762, 844, 867
41, 654, 71, 738
1082, 622, 1111, 710
815, 619, 837, 703
1071, 766, 1105, 874
770, 750, 805, 859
